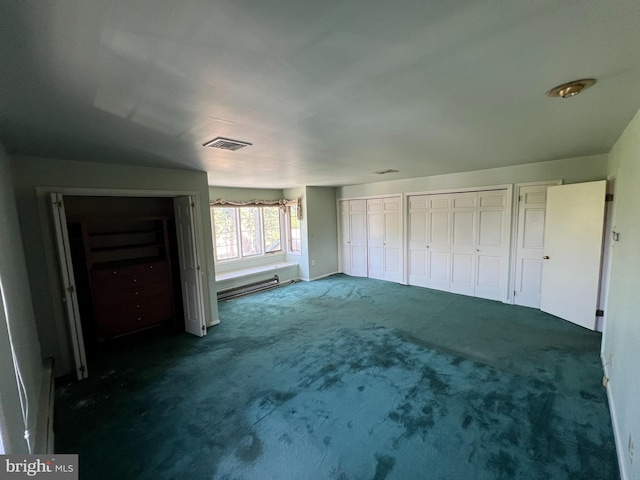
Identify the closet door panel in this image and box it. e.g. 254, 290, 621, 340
450, 193, 477, 296
427, 196, 451, 291
408, 203, 428, 287
382, 196, 402, 283
367, 198, 384, 280
349, 200, 368, 277
340, 201, 351, 275
475, 190, 509, 301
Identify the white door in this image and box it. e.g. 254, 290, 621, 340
427, 195, 452, 292
540, 181, 607, 330
367, 198, 384, 280
50, 193, 88, 380
514, 185, 551, 308
349, 200, 368, 277
340, 201, 351, 276
450, 192, 477, 296
382, 197, 403, 283
174, 196, 206, 337
408, 196, 429, 287
474, 190, 509, 301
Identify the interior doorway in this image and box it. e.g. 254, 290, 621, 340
49, 191, 208, 379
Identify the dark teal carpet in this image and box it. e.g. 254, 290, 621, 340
55, 274, 618, 479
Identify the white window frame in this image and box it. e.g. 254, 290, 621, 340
288, 204, 301, 254
212, 205, 285, 264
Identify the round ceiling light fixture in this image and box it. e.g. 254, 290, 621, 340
546, 78, 597, 98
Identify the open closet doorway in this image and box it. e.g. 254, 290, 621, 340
49, 192, 208, 380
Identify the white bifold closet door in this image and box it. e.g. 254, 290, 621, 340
340, 199, 368, 277
408, 189, 509, 301
367, 197, 402, 282
450, 192, 478, 296
474, 190, 510, 301
340, 201, 352, 276
408, 195, 451, 290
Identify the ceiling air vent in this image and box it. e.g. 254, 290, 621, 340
203, 137, 252, 151
374, 169, 399, 175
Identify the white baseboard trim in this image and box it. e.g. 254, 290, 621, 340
603, 358, 627, 480
35, 358, 55, 454
307, 271, 340, 282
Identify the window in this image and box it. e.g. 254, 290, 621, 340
212, 206, 282, 262
289, 204, 301, 253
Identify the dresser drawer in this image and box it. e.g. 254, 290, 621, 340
93, 282, 172, 307
95, 294, 173, 337
92, 261, 170, 289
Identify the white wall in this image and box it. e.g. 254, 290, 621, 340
0, 146, 44, 453
305, 187, 339, 280
11, 156, 218, 377
602, 108, 640, 480
337, 154, 608, 198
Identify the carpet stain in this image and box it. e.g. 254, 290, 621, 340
461, 414, 473, 429
235, 433, 263, 462
580, 389, 599, 401
373, 454, 396, 480
420, 365, 449, 394
486, 450, 518, 478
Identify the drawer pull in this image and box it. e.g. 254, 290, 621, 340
133, 279, 137, 283
137, 317, 142, 321
134, 292, 139, 295
136, 304, 140, 308
113, 270, 117, 274
149, 265, 153, 269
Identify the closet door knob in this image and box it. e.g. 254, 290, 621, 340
543, 255, 550, 260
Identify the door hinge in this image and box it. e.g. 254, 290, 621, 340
66, 285, 75, 293
514, 290, 517, 296
79, 365, 86, 373
202, 325, 206, 332
605, 194, 614, 202
53, 200, 62, 208
518, 195, 523, 202
596, 309, 604, 317
191, 201, 195, 208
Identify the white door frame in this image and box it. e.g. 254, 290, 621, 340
509, 181, 562, 305
36, 186, 211, 378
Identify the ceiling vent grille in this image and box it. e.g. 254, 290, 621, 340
203, 137, 252, 151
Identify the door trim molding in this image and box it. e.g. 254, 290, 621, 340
35, 186, 210, 377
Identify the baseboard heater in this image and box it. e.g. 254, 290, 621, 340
217, 275, 294, 301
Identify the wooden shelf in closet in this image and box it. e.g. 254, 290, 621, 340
68, 216, 176, 341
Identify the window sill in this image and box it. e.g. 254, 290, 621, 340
215, 261, 299, 283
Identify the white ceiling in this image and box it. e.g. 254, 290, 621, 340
2, 1, 640, 188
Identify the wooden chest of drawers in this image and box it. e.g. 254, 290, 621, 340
91, 259, 174, 338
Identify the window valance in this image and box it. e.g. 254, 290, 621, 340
210, 197, 303, 220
